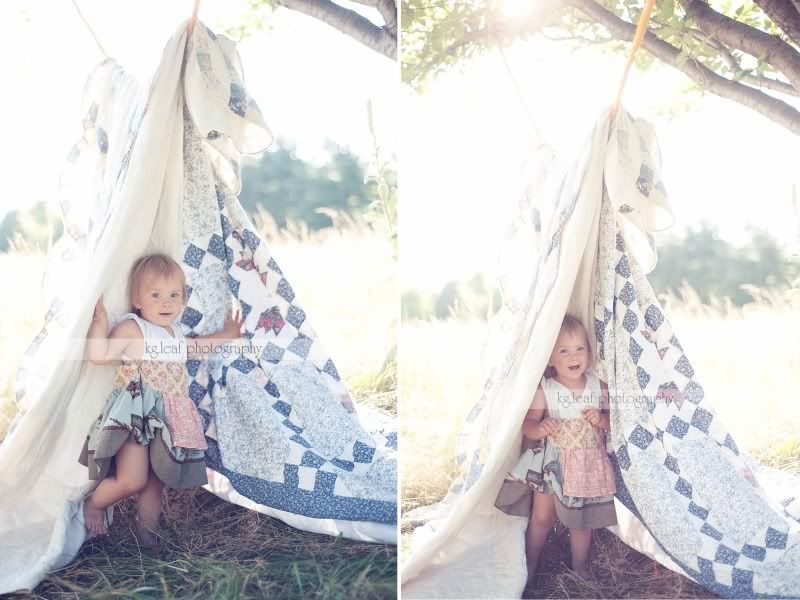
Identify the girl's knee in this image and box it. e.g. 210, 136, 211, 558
568, 527, 593, 543
145, 471, 165, 491
118, 472, 149, 495
530, 510, 557, 530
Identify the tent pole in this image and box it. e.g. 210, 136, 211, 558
187, 0, 201, 36
610, 0, 657, 121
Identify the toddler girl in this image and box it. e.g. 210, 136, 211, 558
79, 253, 243, 544
510, 314, 617, 578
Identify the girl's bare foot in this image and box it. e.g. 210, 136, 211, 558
83, 497, 107, 537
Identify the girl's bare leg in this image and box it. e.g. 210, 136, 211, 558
568, 527, 592, 575
134, 467, 164, 545
83, 439, 149, 535
525, 491, 557, 578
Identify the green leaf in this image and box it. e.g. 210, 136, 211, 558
659, 0, 675, 20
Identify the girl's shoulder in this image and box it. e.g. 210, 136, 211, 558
539, 375, 554, 390
584, 371, 609, 396
586, 370, 608, 386
110, 313, 146, 338
538, 377, 560, 401
540, 372, 605, 390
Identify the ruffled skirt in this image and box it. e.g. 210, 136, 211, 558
495, 435, 618, 529
78, 376, 207, 489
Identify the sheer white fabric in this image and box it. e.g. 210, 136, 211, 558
0, 24, 190, 594
403, 113, 612, 599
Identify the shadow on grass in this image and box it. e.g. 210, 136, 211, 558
400, 524, 717, 599
523, 527, 715, 599
10, 488, 396, 600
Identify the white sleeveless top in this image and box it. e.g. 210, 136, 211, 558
113, 312, 187, 362
541, 371, 602, 420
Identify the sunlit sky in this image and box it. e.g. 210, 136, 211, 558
1, 0, 396, 214
401, 37, 800, 290
3, 2, 800, 294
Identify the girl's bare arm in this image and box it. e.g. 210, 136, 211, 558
522, 386, 551, 440
87, 319, 142, 365
186, 308, 245, 358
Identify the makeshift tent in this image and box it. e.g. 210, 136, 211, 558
402, 109, 800, 599
0, 20, 397, 594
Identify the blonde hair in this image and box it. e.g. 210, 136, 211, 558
544, 313, 591, 379
128, 253, 187, 315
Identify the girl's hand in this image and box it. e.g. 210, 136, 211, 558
221, 307, 244, 340
538, 417, 558, 437
92, 295, 108, 326
582, 407, 602, 427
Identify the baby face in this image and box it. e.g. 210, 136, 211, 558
134, 272, 184, 328
548, 328, 590, 382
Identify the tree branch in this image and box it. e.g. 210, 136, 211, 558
671, 24, 800, 96
274, 0, 396, 59
378, 0, 398, 38
347, 0, 398, 37
556, 19, 800, 97
754, 0, 800, 46
739, 72, 800, 95
683, 0, 800, 92
567, 0, 800, 135
540, 30, 613, 47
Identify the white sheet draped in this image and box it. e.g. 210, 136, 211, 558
0, 24, 189, 594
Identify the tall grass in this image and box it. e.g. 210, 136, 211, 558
0, 216, 397, 599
